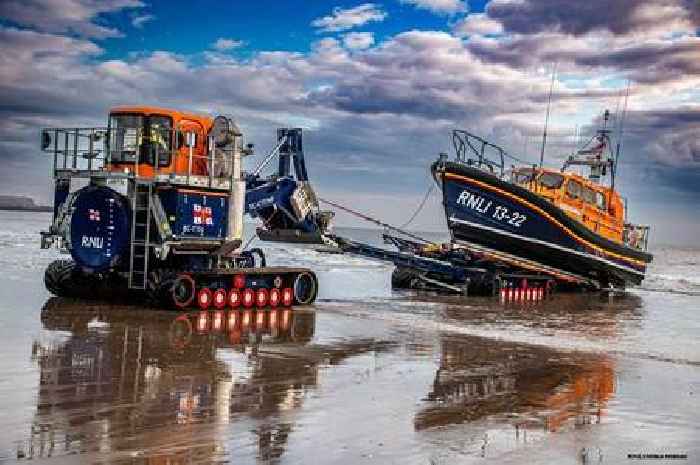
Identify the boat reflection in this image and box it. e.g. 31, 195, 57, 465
25, 298, 389, 463
414, 293, 633, 438
415, 334, 615, 434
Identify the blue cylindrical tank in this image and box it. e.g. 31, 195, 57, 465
68, 185, 131, 272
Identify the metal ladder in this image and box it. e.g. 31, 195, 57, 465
128, 182, 152, 289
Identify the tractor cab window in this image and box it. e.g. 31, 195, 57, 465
108, 114, 173, 167
109, 114, 143, 163
147, 116, 172, 167
538, 172, 564, 189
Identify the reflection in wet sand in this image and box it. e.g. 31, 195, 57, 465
25, 299, 391, 463
12, 291, 693, 464
415, 335, 614, 433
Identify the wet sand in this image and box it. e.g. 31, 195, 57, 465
0, 212, 698, 464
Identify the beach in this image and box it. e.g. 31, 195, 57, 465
0, 211, 698, 464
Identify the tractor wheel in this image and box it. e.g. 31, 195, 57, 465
391, 267, 418, 289
44, 259, 96, 298
45, 260, 76, 297
146, 269, 179, 308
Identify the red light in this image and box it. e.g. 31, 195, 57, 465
256, 310, 266, 328
282, 287, 293, 307
228, 289, 241, 308
269, 288, 281, 307
197, 288, 212, 310
256, 288, 269, 307
213, 288, 227, 309
233, 274, 246, 289
242, 288, 255, 308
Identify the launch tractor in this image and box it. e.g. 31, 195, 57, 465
40, 106, 332, 309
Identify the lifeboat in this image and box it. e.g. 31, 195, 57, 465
432, 112, 652, 288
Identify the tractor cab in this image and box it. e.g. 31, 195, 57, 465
107, 106, 214, 179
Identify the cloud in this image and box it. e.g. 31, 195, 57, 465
400, 0, 467, 15
1, 0, 699, 239
311, 3, 387, 32
212, 38, 246, 51
453, 13, 503, 36
486, 0, 696, 37
0, 0, 145, 38
342, 32, 375, 50
131, 13, 154, 28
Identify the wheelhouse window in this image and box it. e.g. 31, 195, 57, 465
512, 168, 535, 186
582, 186, 596, 204
108, 113, 173, 167
595, 191, 607, 210
538, 172, 564, 189
566, 179, 582, 199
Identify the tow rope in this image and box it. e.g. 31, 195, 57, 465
318, 197, 436, 245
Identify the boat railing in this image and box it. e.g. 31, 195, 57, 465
452, 130, 528, 178
623, 223, 650, 251
41, 126, 236, 190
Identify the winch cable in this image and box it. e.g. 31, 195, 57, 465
318, 197, 436, 245
399, 183, 435, 229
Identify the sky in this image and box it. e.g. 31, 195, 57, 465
0, 0, 698, 246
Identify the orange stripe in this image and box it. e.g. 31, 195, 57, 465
177, 188, 229, 197
443, 172, 645, 268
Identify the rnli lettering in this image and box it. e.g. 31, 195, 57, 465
456, 190, 491, 214
456, 189, 528, 228
81, 236, 104, 249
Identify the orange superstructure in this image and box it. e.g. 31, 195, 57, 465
107, 106, 215, 178
511, 167, 627, 244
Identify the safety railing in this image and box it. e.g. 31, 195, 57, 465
41, 126, 237, 190
452, 130, 530, 179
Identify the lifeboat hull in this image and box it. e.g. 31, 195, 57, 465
433, 161, 652, 287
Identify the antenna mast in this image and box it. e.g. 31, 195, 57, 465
539, 63, 557, 169
612, 81, 631, 190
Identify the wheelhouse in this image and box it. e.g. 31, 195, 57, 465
510, 167, 626, 244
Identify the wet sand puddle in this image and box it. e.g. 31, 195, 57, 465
5, 289, 696, 464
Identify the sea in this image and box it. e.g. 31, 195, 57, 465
0, 210, 697, 464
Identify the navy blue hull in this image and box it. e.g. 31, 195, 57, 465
434, 162, 651, 287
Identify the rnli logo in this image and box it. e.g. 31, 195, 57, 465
193, 204, 213, 225
81, 236, 104, 249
